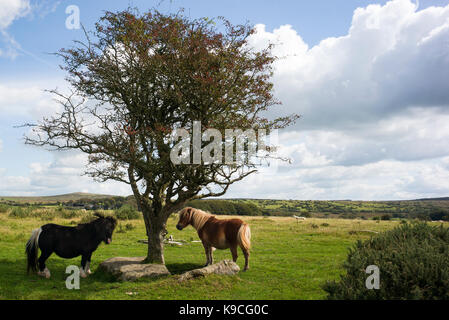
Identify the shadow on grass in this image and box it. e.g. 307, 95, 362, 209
165, 262, 204, 275
0, 258, 93, 299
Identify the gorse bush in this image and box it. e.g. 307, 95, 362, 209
8, 206, 81, 219
323, 222, 449, 300
114, 204, 140, 220
116, 222, 136, 233
56, 207, 81, 219
9, 207, 34, 218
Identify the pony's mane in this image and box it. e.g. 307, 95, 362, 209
75, 214, 117, 230
76, 219, 96, 230
190, 208, 214, 231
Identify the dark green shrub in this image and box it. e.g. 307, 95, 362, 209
380, 214, 391, 220
125, 223, 135, 231
115, 204, 140, 220
59, 209, 80, 219
116, 224, 126, 233
9, 207, 33, 218
79, 213, 96, 224
301, 212, 311, 218
416, 213, 431, 221
0, 204, 9, 213
116, 223, 135, 233
323, 222, 449, 300
187, 199, 262, 216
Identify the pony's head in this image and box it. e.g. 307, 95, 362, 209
176, 207, 194, 230
94, 212, 118, 244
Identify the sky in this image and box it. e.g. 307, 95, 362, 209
0, 0, 449, 200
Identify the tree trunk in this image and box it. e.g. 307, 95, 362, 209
142, 209, 166, 264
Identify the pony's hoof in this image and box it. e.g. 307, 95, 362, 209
38, 268, 51, 278
80, 270, 87, 278
86, 269, 92, 275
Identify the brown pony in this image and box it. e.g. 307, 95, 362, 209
176, 207, 251, 271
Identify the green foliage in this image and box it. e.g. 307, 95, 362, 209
0, 204, 10, 213
64, 196, 128, 210
114, 204, 140, 220
9, 207, 35, 218
8, 206, 80, 220
229, 199, 449, 220
323, 222, 449, 300
116, 222, 136, 233
79, 213, 96, 224
300, 211, 311, 218
187, 200, 262, 216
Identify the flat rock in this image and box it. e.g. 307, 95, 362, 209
99, 257, 170, 281
178, 260, 240, 282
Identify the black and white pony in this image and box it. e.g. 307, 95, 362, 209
26, 213, 117, 278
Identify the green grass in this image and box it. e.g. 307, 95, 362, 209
0, 211, 419, 300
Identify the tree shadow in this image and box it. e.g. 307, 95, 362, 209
0, 258, 92, 299
165, 262, 204, 275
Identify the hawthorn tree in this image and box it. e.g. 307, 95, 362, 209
26, 9, 298, 264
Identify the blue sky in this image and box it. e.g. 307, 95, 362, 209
1, 0, 449, 199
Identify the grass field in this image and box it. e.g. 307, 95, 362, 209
0, 211, 421, 300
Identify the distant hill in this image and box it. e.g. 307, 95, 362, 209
0, 192, 123, 204
1, 193, 449, 221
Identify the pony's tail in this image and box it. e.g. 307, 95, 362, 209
25, 228, 41, 273
237, 223, 251, 251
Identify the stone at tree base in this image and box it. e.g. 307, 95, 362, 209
178, 260, 240, 282
99, 257, 170, 281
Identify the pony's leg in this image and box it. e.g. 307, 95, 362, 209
84, 253, 93, 275
241, 248, 250, 271
80, 255, 89, 278
230, 245, 238, 263
37, 250, 52, 278
209, 246, 214, 265
203, 244, 212, 266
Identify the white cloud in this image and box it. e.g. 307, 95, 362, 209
0, 150, 131, 196
225, 0, 449, 200
0, 0, 31, 58
0, 83, 61, 118
0, 0, 30, 30
273, 107, 449, 168
248, 0, 449, 128
0, 0, 60, 60
31, 0, 61, 19
226, 157, 449, 200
